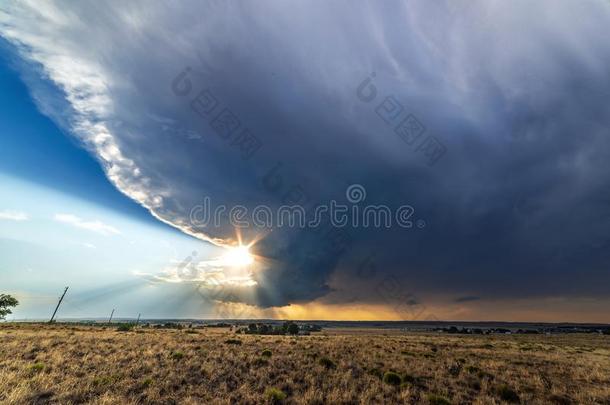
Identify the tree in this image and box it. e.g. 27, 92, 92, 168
0, 294, 19, 321
287, 322, 299, 335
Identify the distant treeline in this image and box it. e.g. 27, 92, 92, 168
235, 322, 322, 335
434, 326, 610, 335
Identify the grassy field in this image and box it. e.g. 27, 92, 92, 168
0, 324, 609, 404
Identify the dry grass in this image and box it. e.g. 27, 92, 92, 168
1, 323, 609, 404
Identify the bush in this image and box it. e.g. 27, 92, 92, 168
142, 378, 153, 387
261, 349, 272, 357
116, 323, 134, 332
170, 351, 184, 360
264, 387, 286, 403
496, 384, 520, 403
92, 374, 120, 387
288, 323, 299, 335
225, 339, 242, 345
427, 394, 451, 405
29, 362, 44, 372
382, 371, 402, 386
318, 357, 336, 369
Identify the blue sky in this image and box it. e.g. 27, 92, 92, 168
1, 1, 610, 322
0, 42, 158, 223
0, 43, 223, 319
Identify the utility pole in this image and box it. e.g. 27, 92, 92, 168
49, 286, 69, 323
135, 313, 141, 326
108, 309, 115, 325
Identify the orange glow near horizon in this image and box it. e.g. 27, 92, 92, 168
211, 298, 610, 324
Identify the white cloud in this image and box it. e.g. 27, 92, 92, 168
0, 210, 29, 221
54, 213, 120, 236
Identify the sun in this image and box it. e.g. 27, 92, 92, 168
220, 245, 254, 267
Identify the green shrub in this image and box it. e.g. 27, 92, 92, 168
287, 323, 299, 335
382, 371, 402, 386
427, 394, 451, 405
261, 349, 272, 357
116, 323, 134, 332
264, 387, 286, 403
29, 362, 44, 372
142, 378, 153, 387
170, 351, 184, 360
318, 357, 336, 369
92, 374, 120, 387
496, 384, 520, 403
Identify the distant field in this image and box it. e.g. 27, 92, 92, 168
1, 324, 609, 404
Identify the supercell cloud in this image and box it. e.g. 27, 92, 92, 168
2, 0, 610, 312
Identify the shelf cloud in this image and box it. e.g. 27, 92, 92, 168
2, 0, 610, 312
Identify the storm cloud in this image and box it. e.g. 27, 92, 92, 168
2, 0, 610, 312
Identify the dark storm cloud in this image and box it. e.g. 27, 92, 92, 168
2, 0, 610, 309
